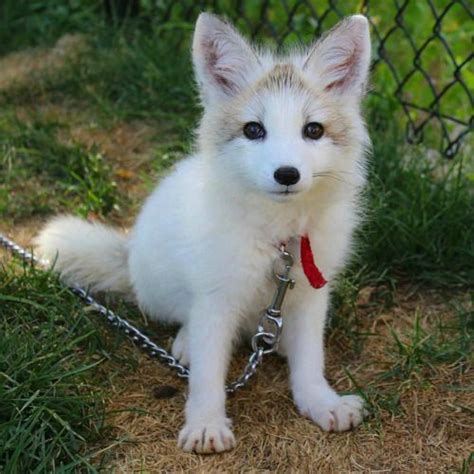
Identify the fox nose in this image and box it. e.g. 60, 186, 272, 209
274, 166, 300, 186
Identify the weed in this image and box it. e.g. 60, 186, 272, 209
383, 296, 472, 382
460, 453, 473, 474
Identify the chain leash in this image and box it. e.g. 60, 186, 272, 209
0, 233, 295, 393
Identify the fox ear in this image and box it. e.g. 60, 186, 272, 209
192, 13, 260, 103
304, 15, 371, 97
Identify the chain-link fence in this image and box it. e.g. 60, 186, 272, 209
123, 0, 472, 158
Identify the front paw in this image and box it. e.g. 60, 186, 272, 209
178, 418, 236, 453
296, 389, 366, 432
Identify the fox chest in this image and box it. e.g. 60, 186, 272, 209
200, 239, 308, 325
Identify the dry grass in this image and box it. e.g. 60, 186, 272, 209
14, 102, 156, 166
0, 34, 87, 91
89, 291, 472, 472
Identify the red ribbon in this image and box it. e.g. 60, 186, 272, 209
300, 235, 327, 289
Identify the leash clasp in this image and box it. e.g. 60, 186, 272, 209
252, 245, 295, 354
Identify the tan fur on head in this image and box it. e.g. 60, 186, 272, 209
194, 14, 371, 161
260, 64, 306, 92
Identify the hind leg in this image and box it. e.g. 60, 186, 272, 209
172, 325, 190, 366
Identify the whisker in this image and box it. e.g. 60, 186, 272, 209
312, 171, 355, 186
313, 170, 354, 177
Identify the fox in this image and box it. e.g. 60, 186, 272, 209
36, 13, 372, 453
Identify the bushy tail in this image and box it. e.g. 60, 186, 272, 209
35, 215, 131, 293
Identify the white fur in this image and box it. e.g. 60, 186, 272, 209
36, 13, 372, 453
34, 215, 130, 293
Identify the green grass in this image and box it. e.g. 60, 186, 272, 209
0, 259, 145, 473
0, 112, 119, 224
386, 299, 473, 380
461, 453, 474, 474
0, 261, 106, 472
359, 101, 474, 287
0, 30, 197, 126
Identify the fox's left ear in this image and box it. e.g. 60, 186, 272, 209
304, 15, 371, 97
192, 13, 261, 104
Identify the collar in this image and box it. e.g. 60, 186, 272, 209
300, 235, 327, 289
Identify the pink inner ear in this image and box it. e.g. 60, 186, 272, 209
325, 45, 361, 91
203, 39, 235, 93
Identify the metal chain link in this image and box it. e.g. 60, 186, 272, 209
0, 233, 295, 393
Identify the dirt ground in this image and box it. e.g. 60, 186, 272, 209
1, 41, 472, 473
91, 291, 472, 472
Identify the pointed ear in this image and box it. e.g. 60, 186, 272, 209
304, 15, 371, 97
192, 13, 260, 103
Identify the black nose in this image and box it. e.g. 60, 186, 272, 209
274, 166, 300, 186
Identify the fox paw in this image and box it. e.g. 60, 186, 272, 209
171, 326, 189, 366
297, 390, 366, 432
178, 418, 236, 453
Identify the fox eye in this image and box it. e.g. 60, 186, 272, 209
303, 122, 324, 140
243, 122, 265, 140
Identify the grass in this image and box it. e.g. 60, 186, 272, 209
0, 261, 105, 472
0, 260, 145, 472
0, 4, 473, 471
328, 292, 473, 451
0, 113, 119, 224
358, 101, 474, 287
385, 299, 473, 381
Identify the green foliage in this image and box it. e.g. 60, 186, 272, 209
460, 453, 474, 474
0, 0, 100, 55
1, 32, 197, 129
74, 32, 197, 123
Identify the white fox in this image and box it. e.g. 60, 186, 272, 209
36, 13, 372, 453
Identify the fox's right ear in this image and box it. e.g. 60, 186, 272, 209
192, 13, 260, 104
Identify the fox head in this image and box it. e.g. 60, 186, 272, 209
193, 13, 371, 202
